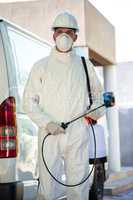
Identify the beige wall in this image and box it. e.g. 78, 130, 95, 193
0, 0, 115, 64
85, 0, 116, 64
0, 0, 86, 45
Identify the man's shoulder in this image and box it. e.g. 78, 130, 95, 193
75, 55, 93, 67
81, 56, 93, 66
82, 57, 94, 69
34, 56, 49, 68
31, 56, 50, 73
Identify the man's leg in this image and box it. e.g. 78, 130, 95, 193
64, 129, 90, 200
89, 158, 107, 200
37, 133, 66, 200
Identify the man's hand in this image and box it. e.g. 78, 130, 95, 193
46, 122, 65, 135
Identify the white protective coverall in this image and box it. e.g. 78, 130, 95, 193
23, 47, 105, 200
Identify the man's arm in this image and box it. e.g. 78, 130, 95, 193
22, 61, 54, 129
86, 60, 105, 120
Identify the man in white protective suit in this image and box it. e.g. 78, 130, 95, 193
23, 12, 105, 200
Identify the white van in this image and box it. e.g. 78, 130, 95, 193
0, 19, 52, 200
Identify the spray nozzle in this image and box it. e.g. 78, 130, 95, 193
103, 92, 115, 107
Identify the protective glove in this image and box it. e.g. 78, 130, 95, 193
45, 122, 65, 135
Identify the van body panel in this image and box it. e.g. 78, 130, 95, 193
0, 29, 9, 104
0, 22, 17, 183
0, 19, 51, 186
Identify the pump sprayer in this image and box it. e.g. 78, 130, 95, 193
40, 92, 115, 187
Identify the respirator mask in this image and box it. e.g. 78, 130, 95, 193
55, 33, 74, 52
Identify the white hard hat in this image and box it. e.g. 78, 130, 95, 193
52, 12, 79, 32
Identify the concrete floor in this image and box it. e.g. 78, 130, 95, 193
24, 190, 133, 200
104, 189, 133, 200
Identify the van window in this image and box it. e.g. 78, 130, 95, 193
7, 27, 51, 101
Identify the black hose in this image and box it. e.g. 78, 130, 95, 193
41, 122, 97, 187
